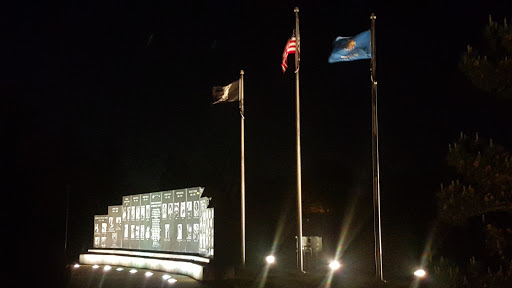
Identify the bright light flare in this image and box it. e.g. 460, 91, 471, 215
129, 269, 137, 274
73, 264, 80, 268
145, 271, 153, 277
103, 265, 112, 271
116, 267, 123, 271
167, 278, 177, 284
265, 255, 275, 264
92, 265, 100, 269
414, 269, 426, 278
329, 260, 341, 271
162, 274, 172, 280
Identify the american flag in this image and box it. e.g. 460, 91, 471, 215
281, 36, 297, 73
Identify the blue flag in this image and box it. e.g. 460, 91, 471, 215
328, 30, 371, 63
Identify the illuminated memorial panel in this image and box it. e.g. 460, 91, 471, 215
107, 205, 122, 248
93, 187, 213, 257
93, 215, 108, 248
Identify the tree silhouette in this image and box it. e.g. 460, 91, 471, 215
438, 133, 512, 225
437, 133, 512, 265
459, 15, 512, 99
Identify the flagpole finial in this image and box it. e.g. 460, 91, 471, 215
240, 70, 244, 75
294, 7, 299, 13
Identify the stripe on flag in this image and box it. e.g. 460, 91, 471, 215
281, 37, 297, 73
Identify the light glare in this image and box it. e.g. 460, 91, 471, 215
103, 265, 112, 271
162, 274, 172, 280
92, 265, 99, 269
329, 260, 341, 271
116, 267, 123, 271
414, 269, 426, 278
73, 264, 80, 268
168, 278, 177, 284
265, 255, 275, 264
145, 271, 153, 277
129, 269, 137, 274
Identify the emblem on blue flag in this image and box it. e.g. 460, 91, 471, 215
328, 29, 371, 63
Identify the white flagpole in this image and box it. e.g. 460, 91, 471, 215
240, 70, 246, 267
294, 7, 304, 273
370, 13, 384, 282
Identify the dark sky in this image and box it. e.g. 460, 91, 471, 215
6, 0, 512, 282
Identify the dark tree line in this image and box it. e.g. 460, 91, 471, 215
459, 15, 512, 100
430, 16, 512, 287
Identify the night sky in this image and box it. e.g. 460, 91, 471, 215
7, 0, 512, 283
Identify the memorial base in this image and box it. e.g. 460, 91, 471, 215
79, 249, 213, 280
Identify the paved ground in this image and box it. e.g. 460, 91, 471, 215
66, 264, 417, 288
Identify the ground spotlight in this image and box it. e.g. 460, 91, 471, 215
145, 271, 153, 277
92, 265, 100, 269
116, 267, 123, 271
129, 269, 137, 274
414, 269, 426, 278
167, 278, 177, 284
329, 260, 341, 271
73, 264, 80, 268
103, 265, 112, 271
162, 274, 172, 280
265, 255, 276, 264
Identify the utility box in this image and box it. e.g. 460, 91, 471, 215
302, 236, 322, 272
